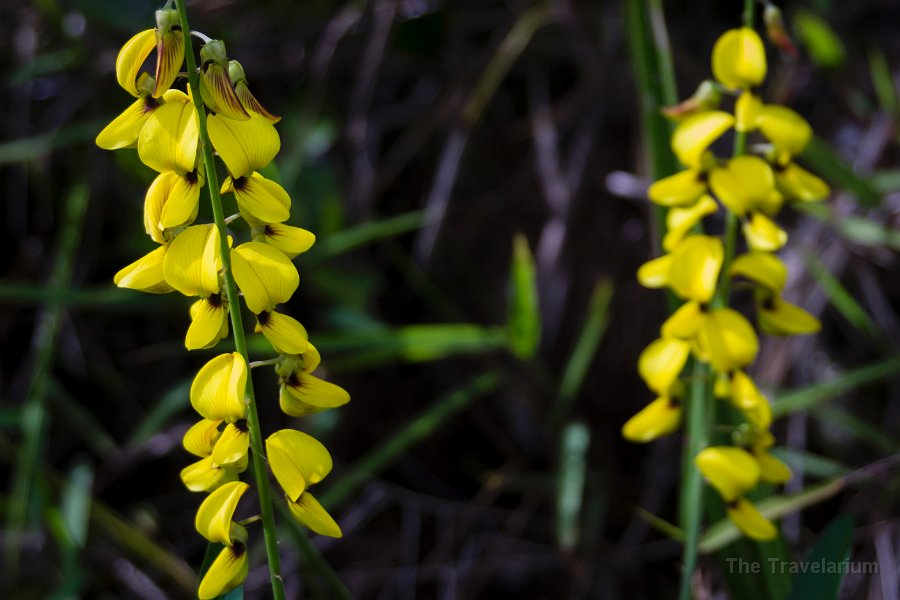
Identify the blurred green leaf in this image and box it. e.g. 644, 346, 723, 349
0, 123, 101, 165
60, 462, 93, 549
794, 10, 846, 68
788, 515, 854, 600
772, 356, 900, 418
800, 138, 880, 207
870, 169, 900, 193
771, 448, 851, 480
506, 234, 541, 359
556, 422, 589, 551
804, 254, 880, 340
308, 211, 425, 263
869, 51, 898, 115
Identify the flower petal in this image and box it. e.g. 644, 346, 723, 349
695, 446, 760, 502
191, 353, 248, 422
668, 235, 723, 303
212, 422, 250, 466
257, 311, 309, 355
144, 172, 202, 241
221, 173, 291, 224
186, 297, 230, 350
195, 480, 249, 545
152, 9, 185, 97
709, 156, 775, 216
636, 254, 673, 289
231, 242, 299, 314
208, 114, 280, 178
266, 429, 333, 501
726, 497, 777, 541
758, 295, 821, 336
757, 105, 812, 158
755, 450, 792, 484
138, 89, 199, 173
96, 96, 162, 150
622, 396, 682, 443
730, 252, 787, 293
183, 418, 222, 457
661, 300, 705, 340
672, 111, 734, 169
198, 544, 249, 600
180, 455, 237, 493
262, 223, 316, 258
734, 91, 762, 132
163, 224, 221, 297
638, 337, 691, 395
280, 373, 350, 417
114, 245, 174, 294
116, 29, 156, 97
698, 308, 758, 373
711, 27, 767, 89
775, 162, 830, 202
648, 170, 707, 207
663, 195, 719, 252
744, 212, 787, 252
286, 492, 342, 538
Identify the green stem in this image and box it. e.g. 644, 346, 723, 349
173, 4, 286, 599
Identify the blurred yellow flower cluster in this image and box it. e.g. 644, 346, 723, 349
623, 26, 829, 540
96, 7, 347, 598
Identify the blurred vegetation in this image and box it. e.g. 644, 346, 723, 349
1, 0, 899, 598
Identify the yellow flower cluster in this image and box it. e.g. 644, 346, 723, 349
623, 27, 829, 540
97, 8, 348, 598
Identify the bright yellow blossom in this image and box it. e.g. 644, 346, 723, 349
712, 27, 767, 89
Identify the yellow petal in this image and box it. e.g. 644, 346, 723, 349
198, 544, 249, 600
734, 91, 762, 132
180, 455, 237, 493
286, 492, 342, 538
726, 497, 777, 541
235, 80, 281, 123
695, 446, 760, 502
775, 162, 830, 202
212, 422, 250, 466
231, 242, 299, 314
730, 370, 766, 411
144, 172, 202, 241
663, 195, 718, 252
114, 245, 174, 294
116, 29, 156, 97
266, 429, 333, 501
96, 96, 162, 150
744, 212, 787, 252
257, 311, 309, 355
186, 298, 230, 350
191, 353, 248, 422
138, 90, 199, 173
755, 450, 792, 484
221, 173, 291, 224
668, 235, 724, 303
195, 480, 249, 545
743, 396, 772, 430
262, 223, 316, 258
672, 111, 734, 169
622, 396, 682, 443
280, 373, 350, 417
647, 170, 707, 207
758, 295, 821, 336
661, 300, 705, 340
698, 308, 758, 373
183, 418, 222, 457
730, 251, 787, 293
712, 27, 767, 89
151, 9, 185, 97
757, 105, 812, 157
709, 156, 776, 216
208, 113, 280, 178
636, 254, 673, 289
638, 337, 691, 395
163, 224, 221, 297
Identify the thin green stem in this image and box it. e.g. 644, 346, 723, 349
174, 3, 286, 599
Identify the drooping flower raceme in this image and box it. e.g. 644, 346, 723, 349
99, 6, 349, 597
623, 25, 829, 540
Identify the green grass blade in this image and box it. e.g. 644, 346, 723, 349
804, 253, 880, 340
869, 50, 898, 115
506, 234, 541, 359
800, 137, 881, 207
556, 422, 589, 551
308, 211, 425, 263
788, 515, 854, 600
771, 448, 851, 480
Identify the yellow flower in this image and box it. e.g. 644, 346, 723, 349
115, 29, 157, 97
191, 353, 247, 422
280, 370, 350, 417
638, 235, 723, 304
648, 170, 708, 208
231, 242, 300, 314
228, 59, 281, 123
729, 251, 787, 294
748, 431, 792, 484
671, 111, 734, 169
711, 27, 767, 90
734, 91, 762, 132
221, 173, 291, 225
727, 497, 777, 541
198, 539, 249, 600
757, 293, 821, 336
743, 212, 787, 251
96, 95, 165, 150
266, 429, 332, 501
285, 492, 342, 538
709, 156, 778, 216
774, 162, 830, 202
697, 308, 758, 373
138, 90, 200, 175
258, 223, 316, 259
183, 419, 222, 457
151, 9, 185, 98
662, 195, 718, 252
622, 396, 682, 443
199, 40, 251, 121
695, 446, 759, 502
207, 114, 280, 178
114, 245, 174, 294
195, 481, 249, 546
637, 337, 691, 395
256, 310, 309, 355
144, 171, 203, 240
757, 105, 812, 158
180, 455, 243, 493
728, 370, 772, 429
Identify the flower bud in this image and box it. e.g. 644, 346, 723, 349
229, 60, 281, 123
199, 40, 250, 120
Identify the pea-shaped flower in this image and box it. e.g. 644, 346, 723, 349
711, 27, 767, 90
231, 242, 299, 314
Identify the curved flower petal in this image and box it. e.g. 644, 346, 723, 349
163, 224, 221, 297
661, 300, 705, 340
695, 446, 760, 502
138, 90, 199, 174
183, 418, 222, 457
663, 195, 718, 252
638, 337, 691, 395
208, 114, 280, 178
730, 370, 766, 411
698, 308, 758, 373
672, 111, 734, 169
191, 353, 248, 422
647, 170, 707, 207
230, 60, 281, 123
231, 242, 299, 314
622, 396, 682, 443
256, 311, 309, 355
186, 297, 230, 350
180, 455, 237, 493
730, 251, 787, 293
114, 245, 174, 294
758, 295, 821, 336
744, 212, 787, 252
726, 497, 777, 541
709, 156, 776, 216
734, 91, 762, 132
144, 172, 202, 241
775, 162, 830, 202
286, 492, 342, 538
212, 422, 250, 466
712, 27, 767, 89
198, 543, 249, 600
280, 373, 350, 417
195, 480, 249, 545
116, 29, 157, 97
152, 9, 185, 97
668, 235, 723, 303
221, 173, 291, 224
266, 429, 333, 501
96, 96, 163, 150
757, 105, 812, 157
262, 223, 316, 258
636, 253, 673, 290
199, 41, 250, 121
